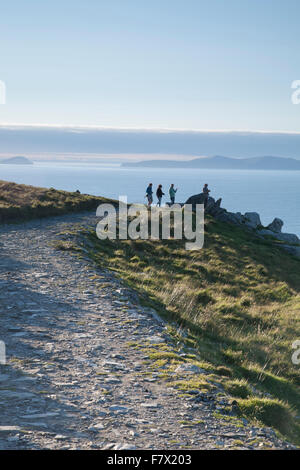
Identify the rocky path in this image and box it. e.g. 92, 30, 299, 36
0, 212, 294, 450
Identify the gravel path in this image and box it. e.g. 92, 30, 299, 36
0, 212, 295, 450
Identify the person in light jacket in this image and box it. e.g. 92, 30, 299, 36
169, 184, 177, 205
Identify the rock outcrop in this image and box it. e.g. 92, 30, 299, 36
267, 218, 284, 233
184, 192, 300, 258
243, 212, 261, 229
257, 229, 300, 244
184, 194, 261, 229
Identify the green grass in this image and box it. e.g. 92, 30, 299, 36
223, 379, 253, 398
237, 397, 295, 437
0, 180, 116, 223
82, 211, 300, 445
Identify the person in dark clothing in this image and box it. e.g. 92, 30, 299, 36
202, 183, 210, 208
145, 183, 153, 207
156, 184, 165, 207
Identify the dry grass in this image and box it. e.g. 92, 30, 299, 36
84, 212, 300, 444
0, 180, 115, 222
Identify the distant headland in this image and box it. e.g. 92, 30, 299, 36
0, 156, 33, 165
122, 155, 300, 170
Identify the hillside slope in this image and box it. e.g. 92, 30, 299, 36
0, 181, 299, 446
0, 180, 114, 223
1, 211, 295, 449
84, 213, 300, 444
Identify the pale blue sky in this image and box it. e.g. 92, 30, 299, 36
0, 0, 300, 131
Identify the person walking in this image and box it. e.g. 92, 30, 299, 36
156, 184, 165, 207
202, 183, 210, 208
145, 183, 153, 207
169, 184, 177, 205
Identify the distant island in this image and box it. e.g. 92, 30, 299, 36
122, 155, 300, 170
0, 156, 33, 165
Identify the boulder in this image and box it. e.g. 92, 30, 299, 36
185, 193, 207, 208
205, 197, 217, 212
184, 193, 300, 253
258, 229, 300, 245
165, 202, 184, 207
233, 212, 244, 224
243, 212, 261, 229
258, 229, 277, 237
275, 233, 300, 244
184, 194, 225, 217
216, 211, 243, 225
210, 206, 226, 217
280, 245, 300, 258
267, 218, 284, 233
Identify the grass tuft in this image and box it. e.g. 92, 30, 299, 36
223, 379, 252, 398
237, 398, 298, 439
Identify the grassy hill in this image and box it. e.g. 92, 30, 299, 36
81, 213, 300, 445
0, 180, 113, 223
1, 181, 299, 445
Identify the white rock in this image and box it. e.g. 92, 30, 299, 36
20, 412, 60, 419
109, 405, 130, 414
175, 363, 205, 374
113, 443, 136, 450
104, 378, 122, 384
141, 402, 160, 408
0, 426, 21, 432
88, 423, 105, 432
146, 335, 165, 344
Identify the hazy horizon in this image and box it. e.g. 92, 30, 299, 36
1, 125, 300, 161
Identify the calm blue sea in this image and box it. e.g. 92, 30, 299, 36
1, 161, 299, 236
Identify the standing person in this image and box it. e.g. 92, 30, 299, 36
156, 184, 165, 207
169, 184, 178, 205
145, 183, 153, 207
202, 183, 210, 208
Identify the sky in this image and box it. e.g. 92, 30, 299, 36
0, 0, 300, 134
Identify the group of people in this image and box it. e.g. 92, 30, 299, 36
145, 183, 177, 207
145, 183, 211, 208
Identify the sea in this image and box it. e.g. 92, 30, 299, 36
1, 161, 299, 236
